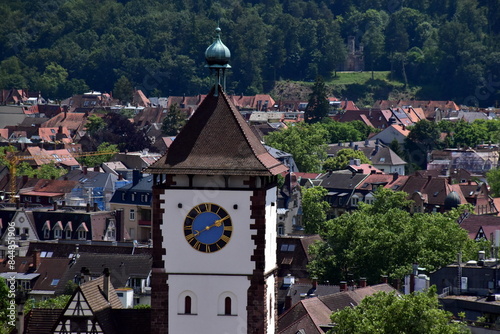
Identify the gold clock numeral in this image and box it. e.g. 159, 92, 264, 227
193, 241, 201, 250
206, 203, 212, 212
194, 206, 202, 214
224, 225, 233, 231
220, 235, 230, 243
184, 225, 193, 231
185, 234, 195, 242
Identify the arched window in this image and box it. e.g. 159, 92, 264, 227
185, 296, 192, 314
178, 291, 197, 315
224, 297, 231, 315
218, 292, 237, 316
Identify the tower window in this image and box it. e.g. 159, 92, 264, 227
178, 291, 197, 315
185, 296, 192, 314
224, 297, 231, 315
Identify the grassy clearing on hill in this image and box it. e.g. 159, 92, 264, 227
328, 71, 404, 87
270, 72, 418, 107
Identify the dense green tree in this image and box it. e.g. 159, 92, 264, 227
94, 112, 153, 152
23, 295, 71, 314
308, 188, 480, 284
113, 75, 134, 104
305, 76, 330, 124
264, 123, 328, 172
0, 278, 11, 334
78, 142, 119, 167
323, 148, 370, 171
487, 168, 500, 197
0, 56, 29, 89
0, 0, 498, 106
301, 186, 330, 234
35, 63, 69, 99
17, 161, 67, 179
161, 104, 187, 136
320, 120, 371, 144
329, 286, 469, 334
453, 120, 488, 148
406, 119, 441, 151
85, 114, 105, 136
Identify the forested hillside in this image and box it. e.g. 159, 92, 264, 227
0, 0, 499, 106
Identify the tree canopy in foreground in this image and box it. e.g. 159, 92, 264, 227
308, 187, 486, 284
329, 286, 469, 334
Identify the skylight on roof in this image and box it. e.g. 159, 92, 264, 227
51, 279, 59, 286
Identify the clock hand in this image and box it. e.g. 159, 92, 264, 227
193, 217, 228, 236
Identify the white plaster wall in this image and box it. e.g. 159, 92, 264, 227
161, 189, 256, 275
264, 187, 278, 274
168, 274, 249, 334
266, 274, 277, 334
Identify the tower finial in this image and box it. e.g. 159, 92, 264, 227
205, 26, 231, 96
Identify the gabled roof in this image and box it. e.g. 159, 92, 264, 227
146, 85, 287, 176
459, 215, 500, 239
24, 147, 80, 167
55, 252, 152, 295
24, 309, 62, 334
41, 111, 87, 132
278, 284, 397, 334
31, 257, 71, 292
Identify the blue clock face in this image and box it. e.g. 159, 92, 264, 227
184, 203, 233, 253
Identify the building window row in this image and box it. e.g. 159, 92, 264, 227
178, 291, 237, 316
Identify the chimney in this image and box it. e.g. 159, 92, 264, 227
118, 174, 123, 181
340, 281, 347, 292
392, 172, 399, 181
93, 202, 98, 212
62, 105, 67, 120
312, 277, 318, 289
103, 268, 110, 301
86, 203, 90, 212
53, 202, 58, 211
359, 277, 367, 288
83, 167, 87, 175
32, 249, 41, 270
132, 170, 141, 186
80, 267, 90, 285
448, 176, 452, 185
94, 166, 99, 172
285, 295, 292, 310
380, 275, 388, 284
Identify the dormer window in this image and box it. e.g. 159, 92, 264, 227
76, 223, 88, 240
65, 221, 72, 239
42, 221, 51, 239
53, 221, 63, 239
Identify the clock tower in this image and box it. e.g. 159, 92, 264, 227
147, 27, 287, 334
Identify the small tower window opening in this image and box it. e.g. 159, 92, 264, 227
224, 297, 231, 315
185, 296, 192, 314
